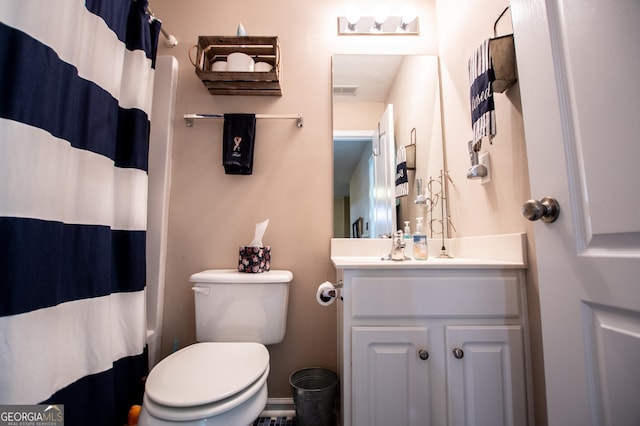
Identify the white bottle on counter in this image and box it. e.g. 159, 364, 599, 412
413, 217, 428, 260
403, 221, 413, 258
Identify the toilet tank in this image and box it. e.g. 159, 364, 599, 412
190, 269, 293, 345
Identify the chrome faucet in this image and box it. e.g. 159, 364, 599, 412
382, 230, 408, 261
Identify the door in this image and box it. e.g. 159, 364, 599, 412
370, 104, 396, 238
352, 326, 430, 426
511, 1, 640, 425
445, 325, 527, 426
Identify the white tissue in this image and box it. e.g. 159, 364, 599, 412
316, 281, 336, 306
249, 218, 269, 247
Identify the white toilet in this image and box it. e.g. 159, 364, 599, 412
138, 269, 293, 426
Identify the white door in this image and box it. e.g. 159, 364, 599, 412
371, 104, 396, 238
445, 325, 527, 426
511, 1, 640, 425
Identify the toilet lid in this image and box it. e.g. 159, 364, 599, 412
145, 342, 269, 407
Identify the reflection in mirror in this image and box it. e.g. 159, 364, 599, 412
332, 54, 445, 240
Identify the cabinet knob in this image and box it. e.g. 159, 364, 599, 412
452, 348, 464, 359
418, 349, 429, 360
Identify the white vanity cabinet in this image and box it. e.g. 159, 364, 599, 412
334, 266, 532, 426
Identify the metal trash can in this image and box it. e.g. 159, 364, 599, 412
289, 368, 338, 426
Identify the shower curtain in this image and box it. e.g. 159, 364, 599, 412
0, 1, 159, 424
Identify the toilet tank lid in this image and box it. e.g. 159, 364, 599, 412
190, 269, 293, 284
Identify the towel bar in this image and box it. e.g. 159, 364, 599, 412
184, 113, 303, 128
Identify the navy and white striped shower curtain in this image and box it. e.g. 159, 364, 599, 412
0, 1, 159, 424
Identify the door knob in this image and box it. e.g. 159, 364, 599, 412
418, 349, 429, 360
522, 197, 560, 223
452, 348, 464, 359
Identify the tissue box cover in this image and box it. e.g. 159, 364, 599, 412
238, 246, 271, 273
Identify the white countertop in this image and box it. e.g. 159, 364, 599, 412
331, 256, 525, 269
331, 233, 528, 270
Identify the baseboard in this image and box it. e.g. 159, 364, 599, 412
261, 397, 295, 417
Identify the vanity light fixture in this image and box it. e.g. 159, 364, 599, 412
345, 5, 360, 32
371, 5, 388, 32
337, 5, 419, 35
398, 6, 417, 33
371, 18, 384, 33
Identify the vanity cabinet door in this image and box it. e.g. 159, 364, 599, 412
352, 326, 431, 426
445, 325, 528, 426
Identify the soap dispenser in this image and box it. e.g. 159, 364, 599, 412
403, 221, 413, 258
413, 217, 428, 260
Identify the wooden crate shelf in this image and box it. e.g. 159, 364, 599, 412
194, 36, 282, 96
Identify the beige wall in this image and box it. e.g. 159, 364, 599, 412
435, 0, 546, 423
151, 0, 546, 421
151, 0, 439, 397
333, 102, 383, 131
333, 197, 349, 238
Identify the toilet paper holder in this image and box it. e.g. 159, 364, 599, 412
320, 281, 343, 302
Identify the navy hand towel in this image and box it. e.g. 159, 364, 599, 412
223, 113, 256, 175
469, 39, 496, 148
395, 146, 408, 198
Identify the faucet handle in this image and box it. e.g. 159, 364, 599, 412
394, 230, 404, 246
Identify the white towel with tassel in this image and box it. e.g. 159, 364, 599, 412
395, 146, 408, 197
469, 39, 496, 147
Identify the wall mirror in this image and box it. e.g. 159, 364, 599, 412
332, 54, 445, 239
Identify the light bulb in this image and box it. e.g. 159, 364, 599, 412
373, 5, 388, 24
345, 5, 360, 25
401, 5, 417, 25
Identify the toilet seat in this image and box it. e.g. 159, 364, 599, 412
143, 342, 269, 422
142, 366, 269, 422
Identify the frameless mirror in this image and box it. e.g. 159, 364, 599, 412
332, 54, 445, 239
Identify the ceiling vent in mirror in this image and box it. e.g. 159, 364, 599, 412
333, 85, 358, 96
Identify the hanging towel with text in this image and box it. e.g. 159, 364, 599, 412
469, 39, 496, 147
395, 146, 409, 197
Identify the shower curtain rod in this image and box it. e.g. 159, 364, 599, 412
183, 113, 304, 128
147, 7, 178, 47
